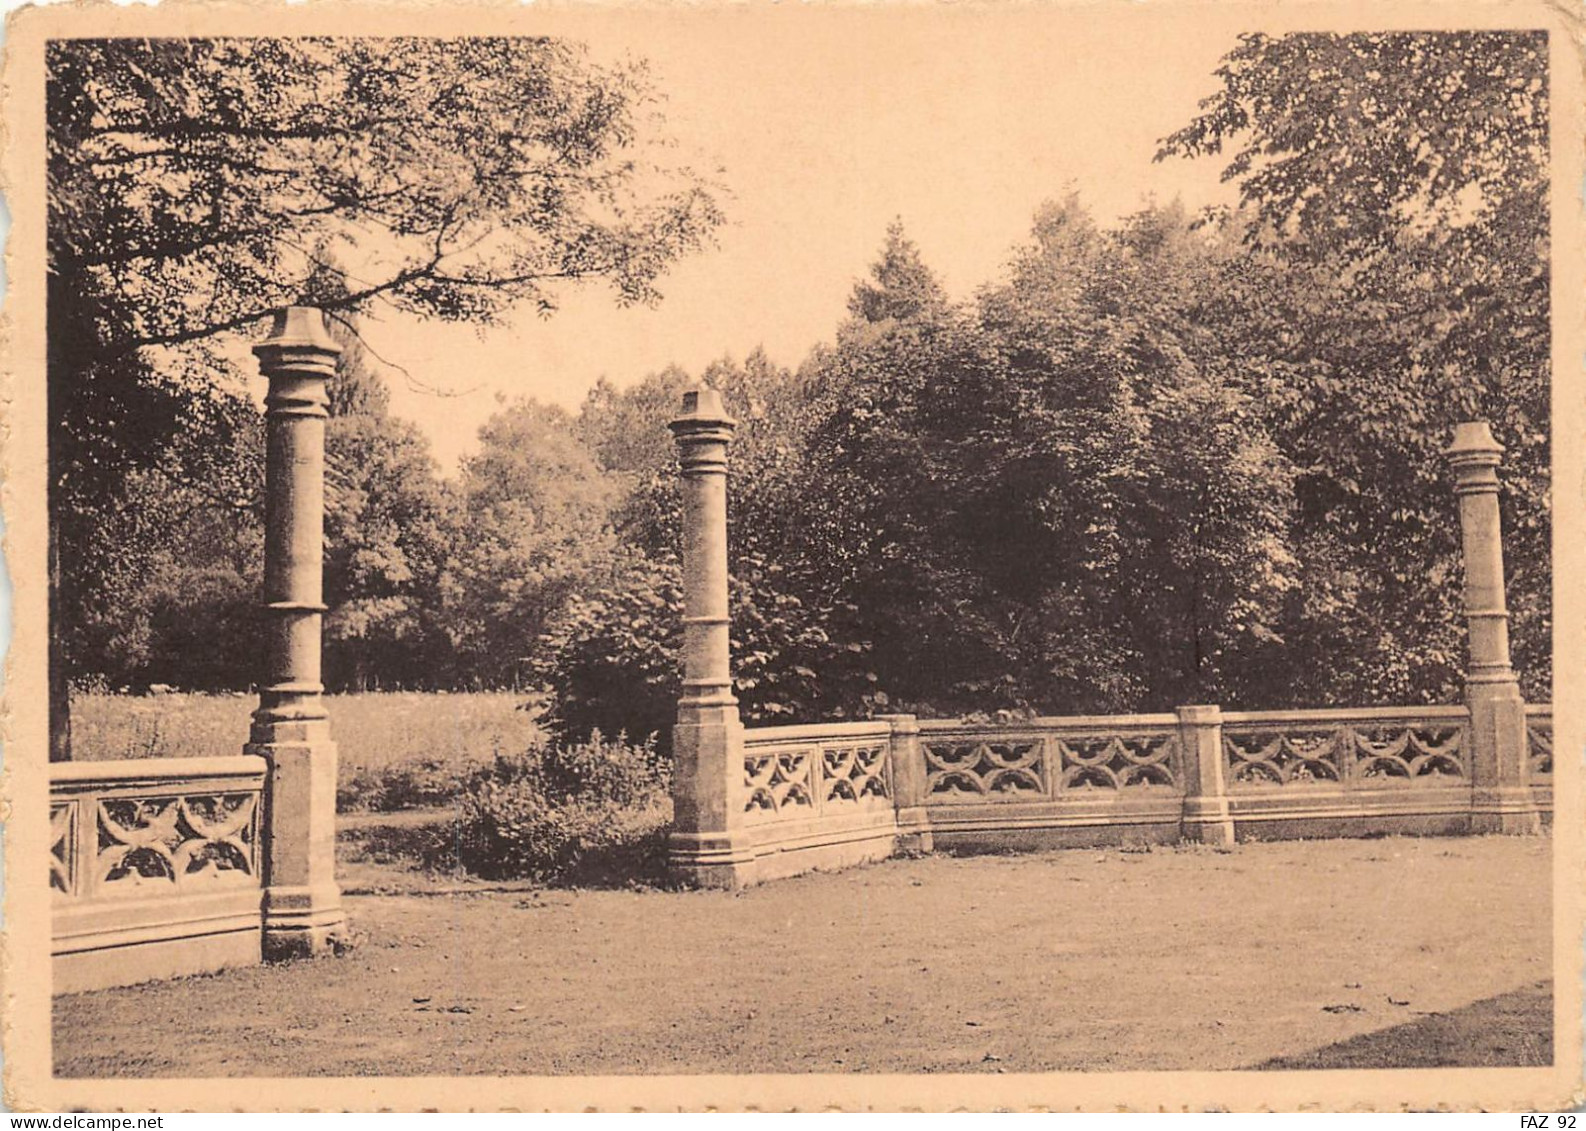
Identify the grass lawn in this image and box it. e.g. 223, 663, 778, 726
54, 833, 1551, 1076
68, 691, 537, 807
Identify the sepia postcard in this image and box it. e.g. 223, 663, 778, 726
2, 0, 1583, 1113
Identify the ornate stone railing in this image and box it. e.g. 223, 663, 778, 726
1219, 706, 1472, 789
1525, 705, 1553, 781
905, 714, 1192, 851
736, 721, 900, 881
917, 715, 1183, 801
668, 416, 1551, 887
51, 756, 268, 993
742, 721, 894, 824
726, 698, 1553, 881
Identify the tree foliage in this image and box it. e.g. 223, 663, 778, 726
445, 399, 622, 688
795, 207, 1301, 713
49, 37, 724, 358
61, 32, 1552, 738
1158, 30, 1550, 702
322, 321, 460, 691
49, 37, 724, 746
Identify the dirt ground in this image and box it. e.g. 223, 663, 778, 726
54, 833, 1552, 1076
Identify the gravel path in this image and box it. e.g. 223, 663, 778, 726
54, 834, 1552, 1076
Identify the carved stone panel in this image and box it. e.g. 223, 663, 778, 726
1056, 735, 1177, 790
96, 793, 260, 896
1351, 724, 1466, 781
1224, 719, 1467, 787
744, 747, 817, 820
821, 743, 890, 806
50, 800, 75, 897
1225, 729, 1349, 786
924, 740, 1044, 798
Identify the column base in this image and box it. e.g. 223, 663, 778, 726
1470, 787, 1543, 835
894, 807, 935, 854
1181, 798, 1236, 846
262, 883, 351, 961
667, 830, 758, 890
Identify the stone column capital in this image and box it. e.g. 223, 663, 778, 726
253, 307, 342, 366
669, 385, 738, 460
1446, 420, 1504, 496
255, 307, 341, 419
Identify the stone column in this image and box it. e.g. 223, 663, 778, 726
878, 713, 933, 853
1446, 421, 1540, 834
1176, 704, 1236, 845
245, 306, 350, 957
667, 386, 755, 888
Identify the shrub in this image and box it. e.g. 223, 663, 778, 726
338, 755, 476, 813
531, 554, 683, 757
532, 549, 883, 755
456, 731, 671, 884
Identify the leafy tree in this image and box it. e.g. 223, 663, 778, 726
847, 219, 952, 325
57, 393, 265, 695
974, 199, 1300, 709
49, 37, 724, 363
446, 400, 623, 687
322, 320, 460, 691
1157, 31, 1550, 701
47, 36, 724, 754
537, 349, 878, 748
576, 367, 695, 485
798, 232, 1015, 712
532, 551, 682, 750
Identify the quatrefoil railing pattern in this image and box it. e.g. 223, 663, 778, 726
920, 721, 1181, 800
1222, 729, 1350, 785
97, 794, 259, 892
744, 747, 816, 817
738, 703, 1541, 822
1525, 707, 1552, 781
822, 744, 890, 804
743, 726, 892, 823
1057, 734, 1178, 790
1222, 710, 1470, 788
924, 740, 1045, 796
49, 758, 267, 903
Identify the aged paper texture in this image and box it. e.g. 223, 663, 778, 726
4, 0, 1584, 1112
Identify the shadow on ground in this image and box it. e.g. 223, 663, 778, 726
1252, 981, 1553, 1069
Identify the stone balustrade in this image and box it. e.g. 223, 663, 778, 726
917, 715, 1183, 799
52, 307, 347, 993
666, 411, 1552, 887
1525, 704, 1553, 818
738, 720, 900, 881
50, 756, 269, 993
1220, 706, 1473, 787
743, 721, 894, 823
711, 698, 1558, 880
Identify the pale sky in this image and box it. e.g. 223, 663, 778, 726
308, 7, 1254, 473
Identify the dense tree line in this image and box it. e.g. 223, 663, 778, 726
48, 36, 724, 754
57, 31, 1551, 745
